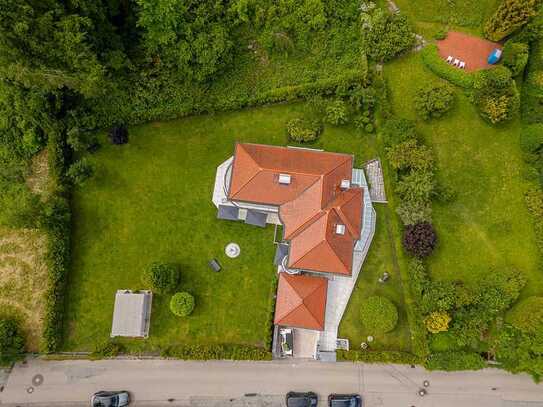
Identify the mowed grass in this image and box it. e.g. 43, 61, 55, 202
64, 103, 392, 351
339, 206, 412, 351
395, 0, 499, 30
384, 53, 543, 298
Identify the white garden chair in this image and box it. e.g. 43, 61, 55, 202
446, 56, 453, 64
459, 61, 466, 69
453, 58, 460, 67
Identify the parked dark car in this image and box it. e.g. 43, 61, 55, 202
286, 391, 318, 407
91, 391, 130, 407
328, 394, 362, 407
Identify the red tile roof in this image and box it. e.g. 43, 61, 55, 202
228, 143, 363, 276
274, 273, 328, 330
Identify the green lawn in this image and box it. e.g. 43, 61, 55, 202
384, 53, 543, 298
339, 206, 412, 352
64, 103, 405, 352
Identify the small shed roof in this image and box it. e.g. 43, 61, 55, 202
111, 290, 152, 338
274, 243, 289, 266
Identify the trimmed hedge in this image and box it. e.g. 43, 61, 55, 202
421, 45, 477, 89
41, 131, 71, 353
161, 344, 272, 361
425, 351, 486, 371
337, 349, 422, 365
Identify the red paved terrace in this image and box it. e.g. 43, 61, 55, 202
437, 31, 502, 72
228, 143, 363, 276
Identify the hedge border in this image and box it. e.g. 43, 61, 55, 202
41, 131, 71, 353
337, 349, 423, 365
421, 45, 478, 89
161, 344, 272, 361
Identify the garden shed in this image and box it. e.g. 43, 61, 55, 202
111, 290, 152, 338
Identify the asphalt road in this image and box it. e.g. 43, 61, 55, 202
1, 358, 542, 407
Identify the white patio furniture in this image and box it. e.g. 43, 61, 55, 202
446, 55, 453, 64
459, 61, 466, 69
453, 58, 460, 67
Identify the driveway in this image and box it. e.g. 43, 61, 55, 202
1, 358, 542, 407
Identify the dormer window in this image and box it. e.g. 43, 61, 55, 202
335, 224, 346, 235
279, 173, 291, 185
340, 179, 350, 189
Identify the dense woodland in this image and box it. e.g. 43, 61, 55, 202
1, 0, 543, 381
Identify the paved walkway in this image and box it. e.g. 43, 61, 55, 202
437, 31, 501, 72
1, 358, 543, 407
363, 159, 387, 203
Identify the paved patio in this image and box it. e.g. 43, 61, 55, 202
437, 31, 502, 72
363, 159, 387, 203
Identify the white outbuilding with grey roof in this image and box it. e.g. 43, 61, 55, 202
111, 290, 152, 338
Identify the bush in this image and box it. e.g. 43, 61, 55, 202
386, 140, 434, 173
361, 9, 415, 62
141, 262, 180, 294
425, 351, 485, 371
473, 66, 520, 124
108, 125, 129, 145
520, 124, 543, 153
414, 83, 455, 120
503, 41, 530, 77
421, 45, 476, 89
403, 222, 437, 258
91, 340, 124, 359
360, 296, 399, 334
162, 344, 271, 361
170, 292, 195, 317
484, 0, 541, 42
364, 123, 374, 133
395, 171, 435, 203
66, 158, 94, 187
337, 350, 422, 364
0, 318, 25, 365
381, 118, 418, 147
433, 29, 447, 40
286, 117, 323, 143
507, 296, 543, 334
425, 311, 452, 334
324, 99, 349, 125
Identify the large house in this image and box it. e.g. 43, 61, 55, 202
212, 143, 375, 360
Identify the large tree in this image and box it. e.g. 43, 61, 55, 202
136, 0, 235, 82
484, 0, 541, 42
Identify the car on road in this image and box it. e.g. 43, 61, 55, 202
328, 393, 362, 407
286, 391, 318, 406
91, 390, 130, 407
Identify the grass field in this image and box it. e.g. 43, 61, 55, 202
64, 103, 411, 352
384, 53, 543, 299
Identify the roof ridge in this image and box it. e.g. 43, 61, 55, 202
287, 210, 327, 241
229, 144, 263, 198
303, 281, 327, 326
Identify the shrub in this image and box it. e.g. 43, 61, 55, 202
395, 171, 435, 203
473, 66, 520, 124
507, 296, 543, 334
380, 118, 418, 147
0, 318, 25, 365
109, 125, 129, 145
286, 117, 323, 143
403, 222, 437, 258
414, 83, 455, 120
386, 140, 434, 173
142, 262, 180, 294
520, 124, 543, 153
433, 29, 447, 40
421, 45, 476, 89
66, 158, 95, 187
425, 311, 452, 334
425, 351, 485, 371
360, 296, 399, 334
364, 123, 374, 133
503, 41, 530, 77
170, 292, 195, 317
324, 99, 349, 125
91, 340, 124, 359
484, 0, 541, 42
361, 9, 415, 62
162, 344, 271, 361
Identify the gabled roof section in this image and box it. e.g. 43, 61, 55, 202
274, 273, 328, 330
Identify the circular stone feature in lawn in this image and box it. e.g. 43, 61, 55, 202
225, 242, 240, 258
